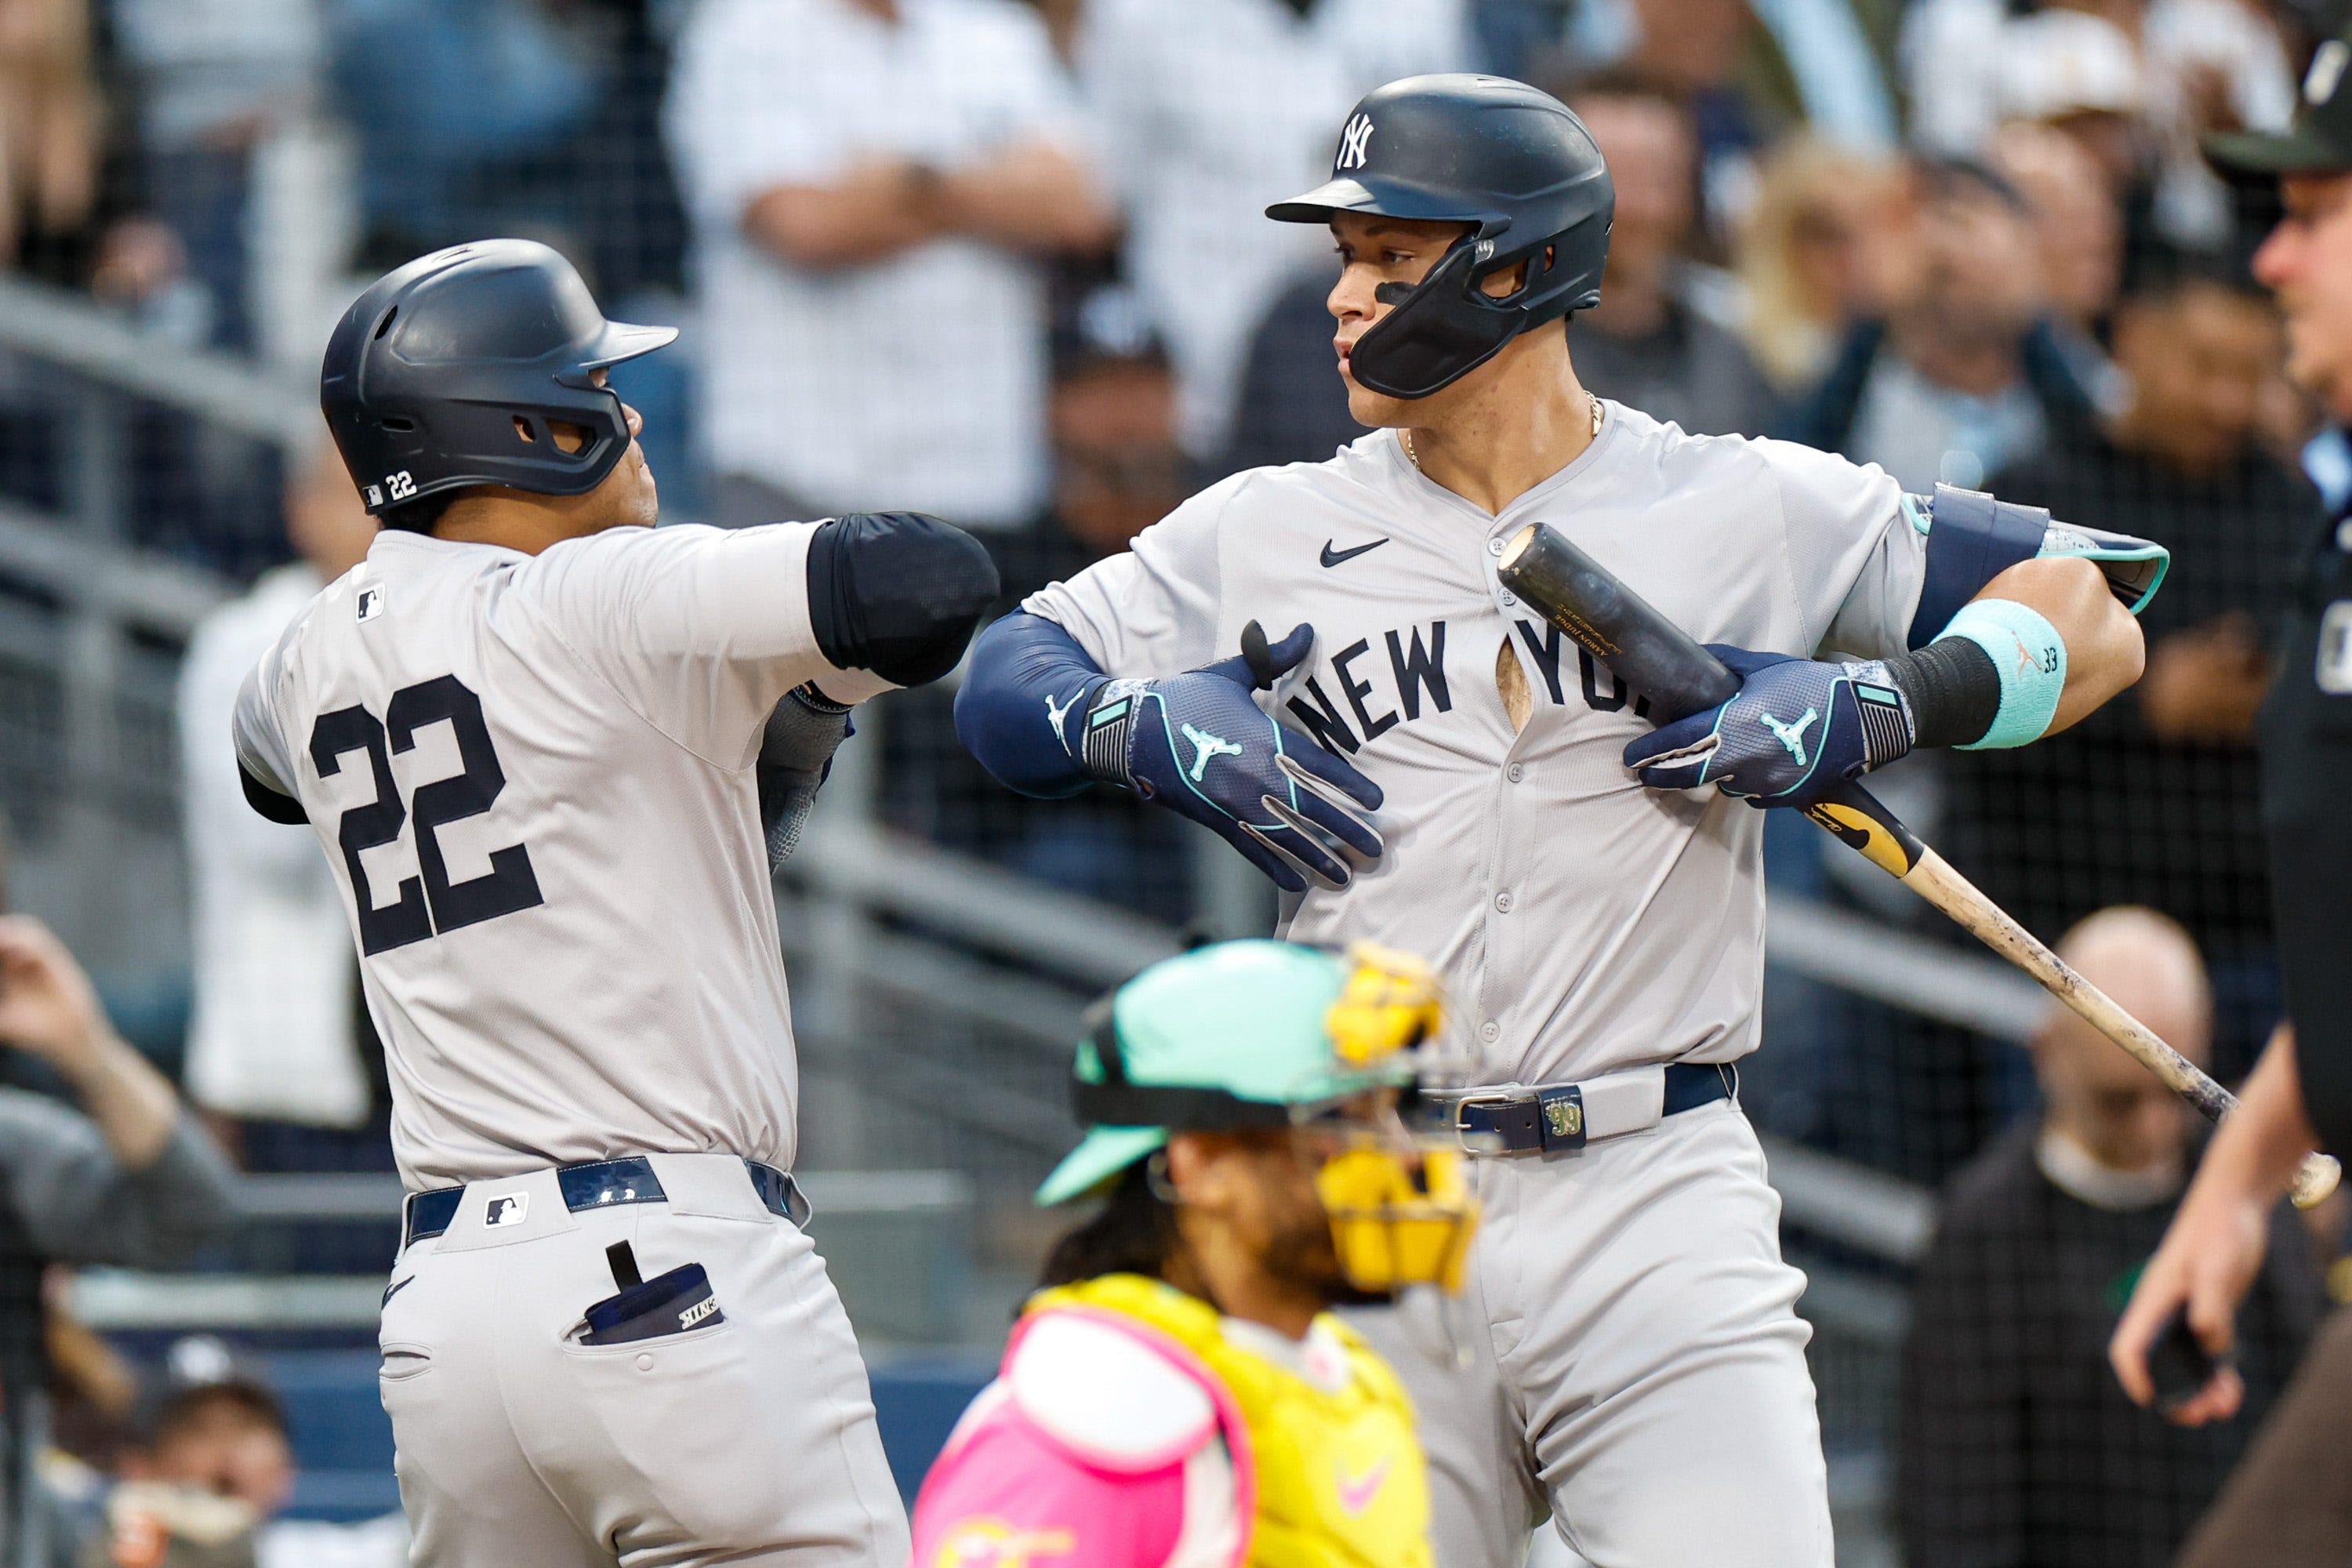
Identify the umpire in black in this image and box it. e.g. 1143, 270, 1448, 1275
2110, 27, 2352, 1565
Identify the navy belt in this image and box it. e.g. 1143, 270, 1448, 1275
1455, 1062, 1737, 1155
401, 1157, 808, 1250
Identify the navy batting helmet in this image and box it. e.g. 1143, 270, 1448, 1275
1268, 74, 1613, 400
321, 239, 677, 516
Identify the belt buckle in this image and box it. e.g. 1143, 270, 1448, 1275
1536, 1085, 1587, 1152
1455, 1094, 1544, 1155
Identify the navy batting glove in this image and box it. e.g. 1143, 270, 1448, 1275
1623, 645, 1915, 806
1058, 622, 1385, 891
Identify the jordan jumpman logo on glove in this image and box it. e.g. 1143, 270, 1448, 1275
1055, 622, 1385, 891
1624, 645, 1915, 806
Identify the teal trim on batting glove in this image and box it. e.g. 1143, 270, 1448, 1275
1940, 598, 2067, 750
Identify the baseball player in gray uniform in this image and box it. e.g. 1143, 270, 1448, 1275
956, 77, 2160, 1566
232, 240, 998, 1567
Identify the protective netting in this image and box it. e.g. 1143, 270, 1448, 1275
2, 4, 2347, 1566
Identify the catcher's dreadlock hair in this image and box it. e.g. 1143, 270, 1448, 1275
1037, 1160, 1181, 1290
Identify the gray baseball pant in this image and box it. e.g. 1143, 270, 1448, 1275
1347, 1100, 1833, 1568
376, 1152, 907, 1568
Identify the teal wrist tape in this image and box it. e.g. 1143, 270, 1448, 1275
1939, 599, 2066, 750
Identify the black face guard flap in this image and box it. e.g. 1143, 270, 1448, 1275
1350, 240, 1519, 401
1348, 227, 1594, 401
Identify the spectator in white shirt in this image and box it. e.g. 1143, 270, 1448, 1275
1078, 0, 1468, 459
176, 438, 377, 1133
666, 0, 1113, 531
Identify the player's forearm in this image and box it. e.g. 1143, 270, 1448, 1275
1970, 555, 2144, 735
954, 612, 1103, 799
2194, 1027, 2321, 1211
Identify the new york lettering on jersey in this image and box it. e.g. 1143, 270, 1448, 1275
1277, 612, 1657, 757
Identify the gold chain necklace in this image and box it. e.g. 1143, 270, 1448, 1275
1400, 394, 1602, 471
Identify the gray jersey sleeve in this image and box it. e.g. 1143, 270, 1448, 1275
1754, 437, 1927, 660
520, 521, 891, 768
1018, 474, 1243, 675
232, 649, 297, 794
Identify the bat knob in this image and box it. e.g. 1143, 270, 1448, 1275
1497, 524, 1539, 575
2291, 1152, 2342, 1210
1240, 619, 1276, 689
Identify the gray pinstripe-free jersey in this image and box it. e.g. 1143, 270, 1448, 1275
1025, 404, 1929, 1087
233, 522, 890, 1190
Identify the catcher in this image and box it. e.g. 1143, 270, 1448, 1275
909, 939, 1477, 1568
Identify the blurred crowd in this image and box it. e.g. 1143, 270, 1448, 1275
2, 1, 2351, 1564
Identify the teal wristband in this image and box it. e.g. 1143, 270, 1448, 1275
1938, 599, 2066, 750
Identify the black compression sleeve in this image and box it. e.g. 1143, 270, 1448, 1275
239, 765, 307, 824
804, 512, 1000, 687
1882, 637, 2001, 750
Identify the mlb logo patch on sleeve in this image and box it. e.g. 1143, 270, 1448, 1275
358, 586, 385, 622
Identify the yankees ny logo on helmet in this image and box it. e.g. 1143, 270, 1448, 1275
1268, 75, 1614, 398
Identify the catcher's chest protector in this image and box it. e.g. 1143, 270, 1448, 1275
1033, 1275, 1435, 1568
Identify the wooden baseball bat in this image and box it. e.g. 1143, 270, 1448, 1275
1497, 521, 2341, 1210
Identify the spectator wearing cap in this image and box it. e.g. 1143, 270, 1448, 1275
1780, 157, 2101, 491
2004, 7, 2156, 197
1952, 262, 2321, 1069
1077, 0, 1468, 462
1899, 908, 2323, 1568
1566, 80, 1778, 437
87, 1338, 405, 1568
666, 0, 1116, 532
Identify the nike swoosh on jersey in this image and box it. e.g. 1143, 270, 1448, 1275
1337, 1455, 1393, 1515
1320, 538, 1389, 568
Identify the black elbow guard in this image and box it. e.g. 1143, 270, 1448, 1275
805, 511, 1000, 687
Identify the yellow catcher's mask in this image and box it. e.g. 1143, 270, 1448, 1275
1316, 1142, 1478, 1294
1313, 944, 1479, 1294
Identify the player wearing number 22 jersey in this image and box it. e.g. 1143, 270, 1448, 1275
958, 77, 2161, 1567
234, 240, 997, 1567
